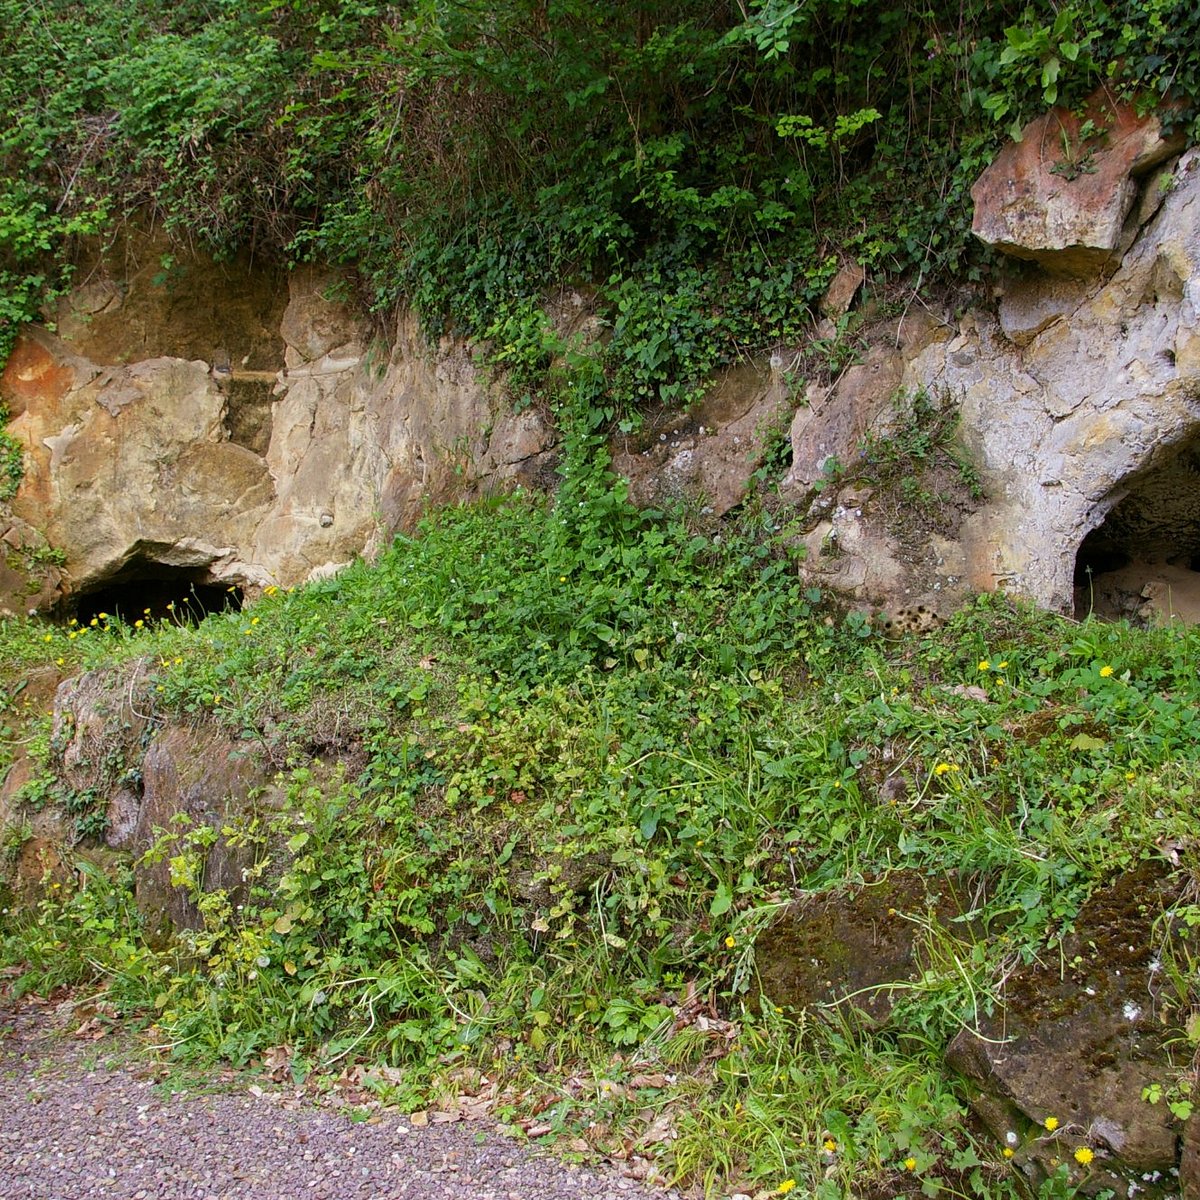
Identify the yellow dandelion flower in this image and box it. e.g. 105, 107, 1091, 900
1074, 1147, 1093, 1166
978, 659, 990, 671
776, 1182, 796, 1195
56, 657, 64, 666
823, 1139, 837, 1153
934, 762, 954, 776
904, 1157, 917, 1171
998, 661, 1009, 669
1099, 665, 1114, 677
89, 618, 98, 627
724, 935, 736, 949
134, 619, 144, 629
68, 631, 77, 640
1002, 1147, 1015, 1159
1125, 771, 1136, 782
1044, 1117, 1058, 1132
42, 633, 53, 642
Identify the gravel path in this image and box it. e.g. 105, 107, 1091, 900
0, 1000, 686, 1200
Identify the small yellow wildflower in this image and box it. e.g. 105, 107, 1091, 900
776, 1181, 796, 1195
724, 935, 736, 949
1044, 1117, 1059, 1132
823, 1139, 837, 1153
1099, 665, 1114, 677
143, 607, 151, 615
42, 633, 52, 642
1125, 771, 1136, 782
559, 576, 567, 583
134, 619, 144, 629
89, 618, 98, 627
1074, 1147, 1093, 1166
68, 631, 77, 640
263, 585, 278, 596
978, 659, 990, 671
998, 661, 1009, 669
56, 657, 64, 666
1002, 1147, 1015, 1159
787, 845, 798, 854
904, 1157, 917, 1171
68, 618, 77, 626
934, 762, 957, 776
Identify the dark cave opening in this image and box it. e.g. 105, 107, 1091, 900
1073, 439, 1200, 622
72, 566, 244, 627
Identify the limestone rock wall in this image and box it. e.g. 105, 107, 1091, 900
2, 115, 1199, 624
0, 256, 557, 615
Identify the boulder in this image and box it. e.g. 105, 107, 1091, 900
132, 725, 273, 941
947, 863, 1182, 1194
755, 872, 968, 1025
972, 92, 1185, 275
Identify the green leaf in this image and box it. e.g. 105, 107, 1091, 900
710, 882, 733, 917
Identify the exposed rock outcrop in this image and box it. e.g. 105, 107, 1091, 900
2, 114, 1199, 624
785, 145, 1200, 616
946, 864, 1183, 1196
0, 254, 557, 616
971, 91, 1185, 275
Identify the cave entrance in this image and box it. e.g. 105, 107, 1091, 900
72, 563, 244, 627
1073, 436, 1200, 623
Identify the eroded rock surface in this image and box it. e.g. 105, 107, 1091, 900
1, 255, 557, 614
971, 92, 1185, 275
755, 872, 969, 1025
947, 863, 1184, 1195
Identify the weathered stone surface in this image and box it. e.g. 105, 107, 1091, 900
947, 863, 1181, 1192
784, 344, 904, 492
51, 228, 288, 370
51, 667, 151, 815
1182, 1084, 1200, 1200
900, 146, 1200, 615
2, 259, 557, 606
972, 92, 1186, 275
755, 872, 968, 1025
614, 362, 790, 518
4, 138, 1200, 625
820, 259, 865, 319
132, 726, 272, 940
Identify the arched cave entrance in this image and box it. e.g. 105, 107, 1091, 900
1073, 435, 1200, 623
70, 560, 244, 627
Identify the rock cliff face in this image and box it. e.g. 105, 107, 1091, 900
2, 110, 1198, 625
0, 255, 556, 618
